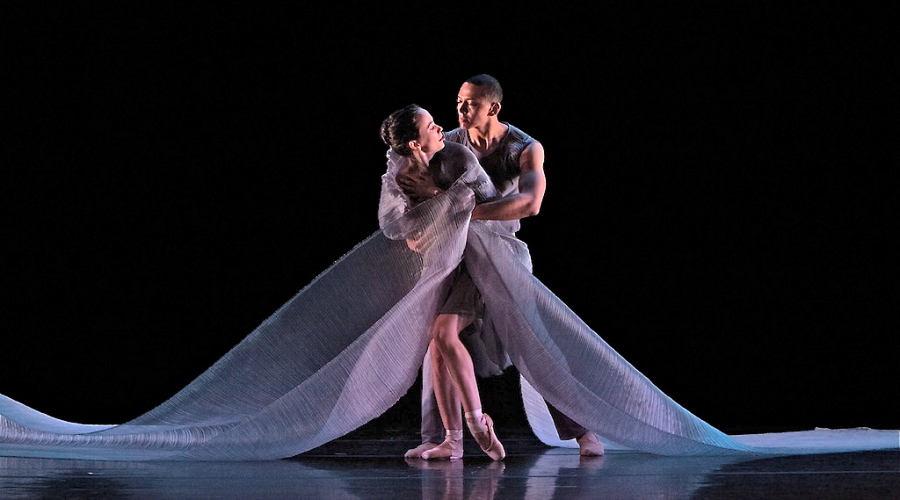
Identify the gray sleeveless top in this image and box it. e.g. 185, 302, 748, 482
444, 123, 535, 197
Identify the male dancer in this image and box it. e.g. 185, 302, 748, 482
400, 75, 604, 458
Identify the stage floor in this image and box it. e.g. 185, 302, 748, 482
1, 432, 897, 499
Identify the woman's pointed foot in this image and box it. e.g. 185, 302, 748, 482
472, 414, 505, 461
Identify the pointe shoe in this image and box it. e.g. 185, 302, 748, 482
421, 438, 463, 460
576, 431, 605, 457
404, 442, 441, 459
422, 430, 463, 460
472, 414, 505, 461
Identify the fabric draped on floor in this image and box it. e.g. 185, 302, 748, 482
1, 153, 896, 460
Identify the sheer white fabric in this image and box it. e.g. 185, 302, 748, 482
1, 150, 896, 460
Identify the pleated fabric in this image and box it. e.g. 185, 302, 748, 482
1, 150, 896, 460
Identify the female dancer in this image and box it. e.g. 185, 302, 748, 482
380, 104, 505, 460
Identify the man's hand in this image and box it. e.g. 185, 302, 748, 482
397, 166, 441, 202
470, 140, 545, 221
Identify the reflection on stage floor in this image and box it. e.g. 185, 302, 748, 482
1, 432, 897, 499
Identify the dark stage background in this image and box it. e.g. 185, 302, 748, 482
2, 3, 894, 440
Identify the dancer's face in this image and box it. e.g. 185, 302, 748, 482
457, 83, 496, 130
413, 108, 445, 154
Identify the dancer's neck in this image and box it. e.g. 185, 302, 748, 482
409, 149, 433, 171
467, 120, 508, 154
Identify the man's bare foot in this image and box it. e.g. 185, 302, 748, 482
576, 431, 605, 456
404, 442, 440, 459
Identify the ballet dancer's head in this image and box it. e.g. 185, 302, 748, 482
380, 104, 445, 157
457, 74, 503, 131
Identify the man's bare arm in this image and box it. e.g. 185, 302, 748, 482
471, 141, 546, 221
398, 168, 441, 201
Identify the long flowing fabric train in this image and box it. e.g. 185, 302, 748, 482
1, 151, 896, 460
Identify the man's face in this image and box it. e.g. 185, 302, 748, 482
457, 83, 493, 129
415, 109, 445, 154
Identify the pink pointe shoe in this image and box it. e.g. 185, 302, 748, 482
473, 414, 505, 461
421, 433, 463, 460
404, 442, 441, 459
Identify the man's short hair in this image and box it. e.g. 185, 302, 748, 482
465, 74, 503, 103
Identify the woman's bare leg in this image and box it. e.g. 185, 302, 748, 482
430, 314, 479, 411
431, 339, 463, 431
421, 316, 470, 459
427, 313, 505, 460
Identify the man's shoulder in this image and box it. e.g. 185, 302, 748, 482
444, 127, 467, 144
439, 140, 475, 160
505, 122, 537, 143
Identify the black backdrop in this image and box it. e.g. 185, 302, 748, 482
2, 3, 894, 438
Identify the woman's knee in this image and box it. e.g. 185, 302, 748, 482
431, 315, 460, 348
